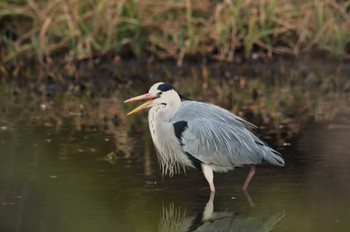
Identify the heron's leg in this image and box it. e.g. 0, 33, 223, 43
202, 191, 215, 221
242, 189, 255, 207
242, 165, 255, 190
202, 164, 215, 192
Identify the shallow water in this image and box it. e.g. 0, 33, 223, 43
1, 60, 350, 231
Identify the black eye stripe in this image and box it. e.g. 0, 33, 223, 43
157, 83, 174, 92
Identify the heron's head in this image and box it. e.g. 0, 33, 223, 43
124, 82, 180, 115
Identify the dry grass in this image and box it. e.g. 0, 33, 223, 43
1, 0, 350, 65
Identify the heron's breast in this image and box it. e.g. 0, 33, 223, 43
148, 107, 189, 164
149, 108, 175, 146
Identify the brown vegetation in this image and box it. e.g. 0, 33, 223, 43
1, 0, 350, 65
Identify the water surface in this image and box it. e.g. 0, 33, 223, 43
1, 60, 350, 231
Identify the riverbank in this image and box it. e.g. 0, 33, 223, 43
1, 58, 349, 146
1, 0, 349, 66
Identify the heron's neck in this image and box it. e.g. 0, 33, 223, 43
156, 93, 181, 122
165, 97, 181, 120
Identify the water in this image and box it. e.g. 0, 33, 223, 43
1, 60, 350, 231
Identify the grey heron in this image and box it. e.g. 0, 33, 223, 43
124, 82, 284, 191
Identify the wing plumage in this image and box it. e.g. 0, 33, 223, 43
172, 101, 284, 168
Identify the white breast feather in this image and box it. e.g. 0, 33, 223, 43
148, 105, 190, 176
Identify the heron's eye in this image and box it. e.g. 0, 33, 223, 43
156, 92, 162, 98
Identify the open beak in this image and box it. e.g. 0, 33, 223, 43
124, 93, 156, 116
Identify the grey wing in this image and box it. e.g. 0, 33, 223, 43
172, 101, 284, 167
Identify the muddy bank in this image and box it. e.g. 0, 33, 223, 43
1, 58, 349, 149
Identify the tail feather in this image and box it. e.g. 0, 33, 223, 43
264, 149, 285, 166
254, 138, 285, 166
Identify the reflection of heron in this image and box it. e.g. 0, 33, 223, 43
158, 193, 285, 232
125, 82, 284, 191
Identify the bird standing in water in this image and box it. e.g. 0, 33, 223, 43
124, 82, 284, 192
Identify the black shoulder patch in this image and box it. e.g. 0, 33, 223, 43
173, 121, 188, 145
157, 83, 174, 92
185, 152, 202, 171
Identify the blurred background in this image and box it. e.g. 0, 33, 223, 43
1, 0, 350, 64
